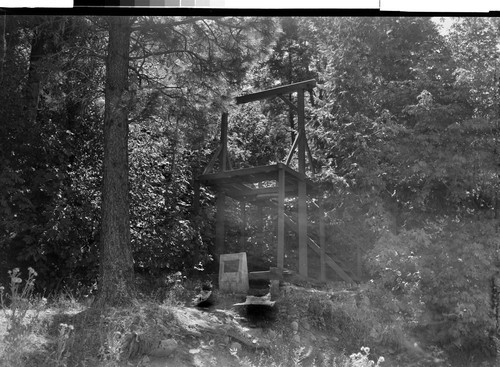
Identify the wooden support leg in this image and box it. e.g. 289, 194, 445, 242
297, 88, 308, 278
319, 198, 326, 282
257, 205, 264, 247
240, 202, 246, 249
277, 167, 285, 270
215, 192, 226, 264
298, 182, 308, 278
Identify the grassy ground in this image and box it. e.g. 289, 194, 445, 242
0, 277, 496, 367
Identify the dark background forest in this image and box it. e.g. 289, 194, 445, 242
1, 15, 500, 357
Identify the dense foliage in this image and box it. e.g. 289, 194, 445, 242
1, 15, 500, 355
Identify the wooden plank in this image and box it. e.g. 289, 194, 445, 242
200, 163, 307, 185
297, 88, 307, 278
298, 182, 308, 278
220, 112, 228, 172
236, 79, 316, 105
249, 269, 283, 281
297, 88, 306, 176
278, 94, 298, 113
202, 146, 222, 175
283, 213, 354, 284
256, 204, 264, 247
306, 140, 315, 174
240, 202, 246, 248
215, 192, 226, 261
199, 164, 317, 201
319, 199, 326, 282
285, 133, 299, 167
232, 186, 278, 198
199, 164, 280, 184
248, 271, 271, 280
310, 240, 354, 284
277, 166, 285, 270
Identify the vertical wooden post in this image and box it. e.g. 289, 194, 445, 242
240, 202, 246, 248
319, 198, 326, 282
215, 193, 226, 260
256, 205, 264, 246
277, 166, 285, 270
221, 112, 228, 171
216, 113, 229, 261
297, 90, 306, 176
297, 88, 308, 277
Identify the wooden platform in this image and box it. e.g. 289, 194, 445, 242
198, 163, 316, 204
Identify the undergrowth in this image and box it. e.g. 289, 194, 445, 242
6, 268, 471, 366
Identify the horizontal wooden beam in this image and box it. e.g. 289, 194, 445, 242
236, 79, 316, 105
248, 271, 271, 280
199, 163, 307, 186
249, 268, 288, 281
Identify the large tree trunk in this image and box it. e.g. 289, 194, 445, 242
96, 16, 135, 307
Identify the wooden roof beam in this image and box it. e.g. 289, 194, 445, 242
235, 79, 316, 105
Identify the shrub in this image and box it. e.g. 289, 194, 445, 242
366, 220, 498, 353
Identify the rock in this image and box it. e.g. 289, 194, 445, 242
332, 336, 339, 342
292, 334, 301, 343
268, 330, 277, 339
230, 342, 242, 353
149, 338, 178, 357
291, 321, 299, 332
189, 348, 201, 354
302, 321, 311, 330
310, 334, 317, 342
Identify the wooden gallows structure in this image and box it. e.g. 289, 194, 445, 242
198, 80, 356, 286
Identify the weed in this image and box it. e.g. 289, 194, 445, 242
51, 323, 74, 367
0, 267, 48, 367
0, 267, 45, 341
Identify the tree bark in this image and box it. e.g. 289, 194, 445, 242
96, 16, 135, 307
